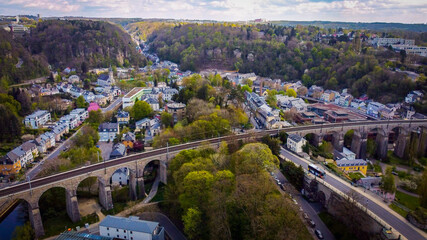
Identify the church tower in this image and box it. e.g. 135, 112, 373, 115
109, 65, 115, 85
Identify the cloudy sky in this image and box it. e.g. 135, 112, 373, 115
1, 0, 426, 23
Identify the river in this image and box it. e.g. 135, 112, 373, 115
0, 202, 27, 239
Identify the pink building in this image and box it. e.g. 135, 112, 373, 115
88, 102, 100, 112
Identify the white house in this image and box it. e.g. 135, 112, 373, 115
287, 134, 307, 153
97, 67, 115, 87
143, 97, 160, 111
111, 167, 129, 186
68, 75, 80, 83
98, 122, 120, 142
99, 215, 165, 240
69, 108, 88, 123
24, 110, 51, 129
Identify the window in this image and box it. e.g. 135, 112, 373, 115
130, 231, 133, 234
117, 235, 119, 238
107, 233, 110, 236
124, 230, 126, 233
107, 227, 109, 230
117, 229, 119, 232
131, 238, 133, 240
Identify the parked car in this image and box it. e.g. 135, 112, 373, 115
303, 213, 309, 219
309, 220, 316, 228
314, 229, 324, 239
280, 184, 285, 191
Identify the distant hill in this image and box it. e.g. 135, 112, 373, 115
0, 20, 147, 84
0, 29, 49, 84
28, 20, 147, 71
271, 21, 427, 32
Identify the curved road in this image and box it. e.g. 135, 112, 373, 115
0, 120, 426, 240
281, 148, 427, 240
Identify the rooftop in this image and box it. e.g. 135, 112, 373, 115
99, 215, 159, 234
288, 134, 304, 143
124, 87, 144, 98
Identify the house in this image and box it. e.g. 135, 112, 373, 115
1, 144, 34, 175
320, 90, 336, 103
135, 118, 151, 131
68, 75, 80, 83
323, 110, 349, 123
308, 85, 324, 99
367, 102, 385, 118
122, 132, 136, 149
287, 134, 307, 153
110, 143, 127, 159
350, 99, 366, 109
165, 102, 186, 123
378, 107, 395, 119
338, 93, 353, 107
122, 87, 150, 108
145, 120, 161, 141
98, 122, 120, 142
97, 67, 114, 87
111, 167, 129, 186
70, 108, 89, 123
405, 90, 423, 104
24, 110, 51, 129
334, 147, 367, 175
276, 95, 307, 112
117, 111, 130, 124
245, 91, 271, 112
33, 136, 48, 153
41, 132, 56, 149
51, 123, 69, 141
162, 88, 179, 101
99, 215, 165, 240
143, 97, 160, 111
21, 140, 39, 158
83, 91, 96, 103
59, 115, 79, 129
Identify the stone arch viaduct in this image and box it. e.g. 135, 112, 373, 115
0, 119, 426, 238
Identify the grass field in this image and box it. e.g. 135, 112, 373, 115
389, 203, 408, 218
394, 190, 420, 211
348, 172, 364, 181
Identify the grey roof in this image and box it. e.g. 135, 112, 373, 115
288, 134, 304, 143
25, 110, 49, 120
336, 158, 367, 167
144, 97, 159, 104
100, 215, 158, 234
98, 74, 109, 81
98, 122, 119, 131
110, 143, 126, 158
55, 231, 113, 240
123, 132, 135, 142
117, 111, 129, 118
135, 118, 150, 126
20, 141, 36, 152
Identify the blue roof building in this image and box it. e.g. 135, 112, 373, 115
99, 216, 164, 240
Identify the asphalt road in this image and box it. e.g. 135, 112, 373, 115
280, 148, 426, 240
0, 120, 426, 239
102, 97, 122, 113
272, 169, 335, 240
25, 128, 81, 180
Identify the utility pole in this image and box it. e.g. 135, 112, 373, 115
166, 142, 169, 161
27, 176, 32, 196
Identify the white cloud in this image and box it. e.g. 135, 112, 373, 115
0, 0, 426, 23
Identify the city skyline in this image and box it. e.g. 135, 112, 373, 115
1, 0, 426, 24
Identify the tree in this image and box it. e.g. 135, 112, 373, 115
344, 130, 354, 148
132, 101, 153, 120
240, 85, 252, 93
261, 135, 281, 156
419, 169, 427, 208
297, 86, 308, 96
0, 104, 21, 142
381, 166, 396, 194
161, 112, 173, 128
285, 88, 297, 98
81, 61, 88, 73
12, 222, 34, 240
400, 50, 407, 63
183, 208, 204, 240
75, 95, 87, 108
88, 109, 103, 129
367, 139, 377, 158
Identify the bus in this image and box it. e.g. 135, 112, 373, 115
308, 164, 326, 179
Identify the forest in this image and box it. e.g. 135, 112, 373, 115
0, 20, 147, 85
131, 21, 427, 103
162, 142, 311, 240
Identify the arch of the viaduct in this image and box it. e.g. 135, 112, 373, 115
4, 156, 169, 238
2, 120, 427, 238
292, 122, 427, 160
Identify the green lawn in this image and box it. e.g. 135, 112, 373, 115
42, 212, 98, 237
348, 172, 364, 181
389, 203, 408, 218
395, 190, 420, 211
318, 212, 358, 240
387, 151, 409, 166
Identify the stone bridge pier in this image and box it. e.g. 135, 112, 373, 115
331, 132, 344, 151
28, 202, 44, 238
351, 131, 367, 159
394, 129, 409, 158
376, 129, 389, 160
66, 189, 81, 222
129, 168, 145, 201
98, 178, 113, 211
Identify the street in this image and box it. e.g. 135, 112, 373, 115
102, 97, 122, 113
280, 147, 427, 240
272, 169, 335, 240
25, 128, 82, 180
